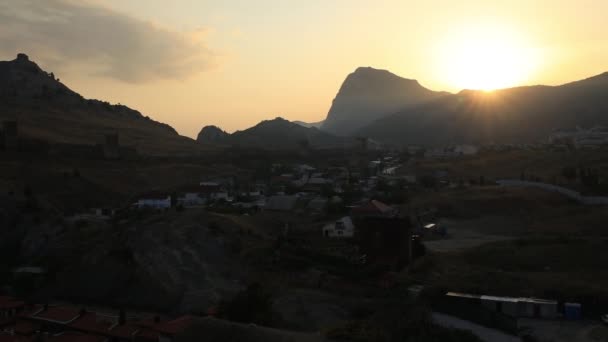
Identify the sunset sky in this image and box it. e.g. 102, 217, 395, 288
1, 0, 607, 137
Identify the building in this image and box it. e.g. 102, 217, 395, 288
0, 297, 25, 322
445, 292, 559, 319
136, 192, 171, 209
323, 217, 354, 238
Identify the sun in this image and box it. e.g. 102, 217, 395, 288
436, 26, 539, 91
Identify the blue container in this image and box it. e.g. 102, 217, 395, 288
564, 303, 582, 320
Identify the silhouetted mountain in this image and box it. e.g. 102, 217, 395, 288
292, 120, 324, 129
357, 72, 608, 146
197, 125, 229, 143
0, 53, 205, 155
197, 117, 351, 150
321, 67, 447, 135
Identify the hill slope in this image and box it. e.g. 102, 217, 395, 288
321, 67, 447, 135
358, 72, 608, 146
0, 53, 205, 156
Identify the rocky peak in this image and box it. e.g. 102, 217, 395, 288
321, 67, 443, 135
197, 125, 229, 143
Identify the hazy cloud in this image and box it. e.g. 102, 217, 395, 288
0, 0, 216, 82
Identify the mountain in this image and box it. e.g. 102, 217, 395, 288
292, 120, 324, 129
197, 117, 351, 150
0, 53, 205, 156
357, 72, 608, 146
197, 125, 229, 143
321, 67, 447, 135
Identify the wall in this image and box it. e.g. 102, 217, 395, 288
497, 180, 608, 205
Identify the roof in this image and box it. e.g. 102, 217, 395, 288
0, 334, 31, 342
0, 296, 25, 310
153, 316, 195, 336
265, 195, 298, 211
446, 292, 557, 305
307, 197, 328, 210
31, 306, 81, 324
175, 317, 325, 342
48, 332, 106, 342
68, 312, 112, 334
14, 320, 40, 335
108, 323, 140, 338
352, 200, 394, 216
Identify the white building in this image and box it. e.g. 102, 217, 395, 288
137, 193, 171, 209
323, 216, 355, 238
454, 144, 479, 155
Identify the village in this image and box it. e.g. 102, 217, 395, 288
2, 120, 608, 342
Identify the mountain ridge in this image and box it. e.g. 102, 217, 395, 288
0, 53, 203, 155
356, 70, 608, 146
197, 117, 352, 150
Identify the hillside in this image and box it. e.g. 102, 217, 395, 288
358, 72, 608, 146
198, 117, 353, 150
0, 54, 206, 156
321, 67, 447, 135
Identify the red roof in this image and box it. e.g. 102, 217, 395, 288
352, 200, 394, 216
68, 312, 112, 334
0, 334, 31, 342
0, 297, 25, 311
108, 323, 140, 339
153, 316, 194, 335
48, 332, 105, 342
14, 320, 40, 335
133, 327, 158, 341
32, 306, 81, 324
70, 312, 141, 339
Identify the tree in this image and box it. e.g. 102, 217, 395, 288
217, 283, 274, 325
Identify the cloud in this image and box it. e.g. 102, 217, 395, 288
0, 0, 216, 82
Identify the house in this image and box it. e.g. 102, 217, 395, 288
264, 195, 299, 212
351, 200, 396, 218
136, 192, 171, 209
0, 297, 25, 321
323, 217, 354, 238
301, 177, 330, 193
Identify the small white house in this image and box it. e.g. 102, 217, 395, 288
178, 192, 205, 207
323, 216, 355, 238
137, 193, 171, 209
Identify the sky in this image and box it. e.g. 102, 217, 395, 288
1, 0, 608, 137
